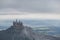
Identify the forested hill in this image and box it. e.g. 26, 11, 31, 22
0, 20, 60, 40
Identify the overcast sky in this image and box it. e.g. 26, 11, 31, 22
0, 0, 60, 14
0, 0, 60, 20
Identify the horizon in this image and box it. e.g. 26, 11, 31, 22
0, 13, 60, 20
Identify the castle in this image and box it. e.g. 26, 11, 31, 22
12, 20, 24, 29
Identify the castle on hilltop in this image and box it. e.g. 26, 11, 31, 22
12, 20, 24, 29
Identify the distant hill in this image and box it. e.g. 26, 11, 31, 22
32, 26, 60, 37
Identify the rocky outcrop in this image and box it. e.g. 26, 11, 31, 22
0, 20, 60, 40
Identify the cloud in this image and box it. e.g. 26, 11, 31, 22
0, 0, 60, 14
0, 14, 60, 20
